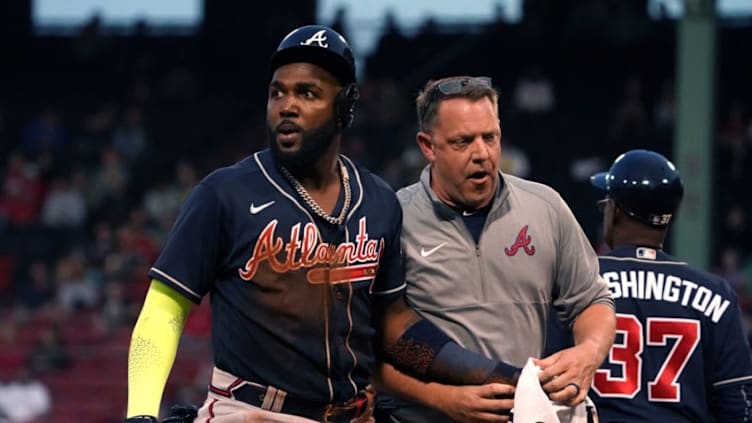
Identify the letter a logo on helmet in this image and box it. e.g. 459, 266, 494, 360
301, 30, 328, 48
270, 25, 356, 85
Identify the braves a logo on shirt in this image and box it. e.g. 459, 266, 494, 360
239, 217, 382, 285
504, 225, 536, 256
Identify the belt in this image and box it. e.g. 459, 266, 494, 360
209, 379, 369, 423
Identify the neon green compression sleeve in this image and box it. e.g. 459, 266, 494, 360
126, 279, 195, 418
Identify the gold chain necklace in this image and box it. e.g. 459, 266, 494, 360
280, 159, 351, 225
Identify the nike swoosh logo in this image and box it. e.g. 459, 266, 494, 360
249, 201, 275, 214
420, 242, 447, 257
462, 210, 478, 216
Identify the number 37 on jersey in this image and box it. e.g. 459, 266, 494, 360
592, 313, 700, 402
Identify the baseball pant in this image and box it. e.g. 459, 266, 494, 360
195, 367, 374, 423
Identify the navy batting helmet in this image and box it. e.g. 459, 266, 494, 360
270, 25, 356, 85
591, 149, 684, 227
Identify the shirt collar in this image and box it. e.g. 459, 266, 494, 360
418, 164, 510, 220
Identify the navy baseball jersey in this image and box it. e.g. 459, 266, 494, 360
590, 246, 752, 422
148, 149, 405, 404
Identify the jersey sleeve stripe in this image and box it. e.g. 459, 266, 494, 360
713, 375, 752, 387
150, 267, 202, 301
372, 282, 407, 296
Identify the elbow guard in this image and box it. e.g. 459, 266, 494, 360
383, 319, 452, 377
383, 319, 521, 385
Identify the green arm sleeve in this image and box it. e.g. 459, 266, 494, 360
126, 279, 195, 418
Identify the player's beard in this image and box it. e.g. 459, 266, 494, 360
268, 114, 340, 170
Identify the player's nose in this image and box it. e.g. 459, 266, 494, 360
278, 95, 299, 117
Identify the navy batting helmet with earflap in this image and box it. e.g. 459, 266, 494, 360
591, 149, 684, 227
270, 25, 359, 128
270, 25, 356, 85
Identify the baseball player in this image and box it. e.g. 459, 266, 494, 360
123, 26, 521, 423
589, 149, 752, 421
375, 76, 615, 422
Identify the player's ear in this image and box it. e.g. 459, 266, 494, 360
416, 131, 435, 162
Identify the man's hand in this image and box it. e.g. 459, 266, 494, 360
539, 303, 615, 406
433, 383, 516, 423
535, 341, 601, 406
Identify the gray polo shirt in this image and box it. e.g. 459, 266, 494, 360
385, 166, 613, 422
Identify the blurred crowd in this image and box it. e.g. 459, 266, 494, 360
1, 2, 751, 422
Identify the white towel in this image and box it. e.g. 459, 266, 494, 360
511, 358, 589, 423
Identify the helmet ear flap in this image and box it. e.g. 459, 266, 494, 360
336, 83, 360, 129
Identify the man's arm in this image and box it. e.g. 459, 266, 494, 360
709, 287, 752, 420
537, 303, 616, 405
375, 294, 520, 386
375, 362, 515, 422
126, 279, 194, 419
712, 382, 752, 421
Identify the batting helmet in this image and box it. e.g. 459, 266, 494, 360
270, 25, 356, 85
591, 149, 684, 227
270, 25, 359, 127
